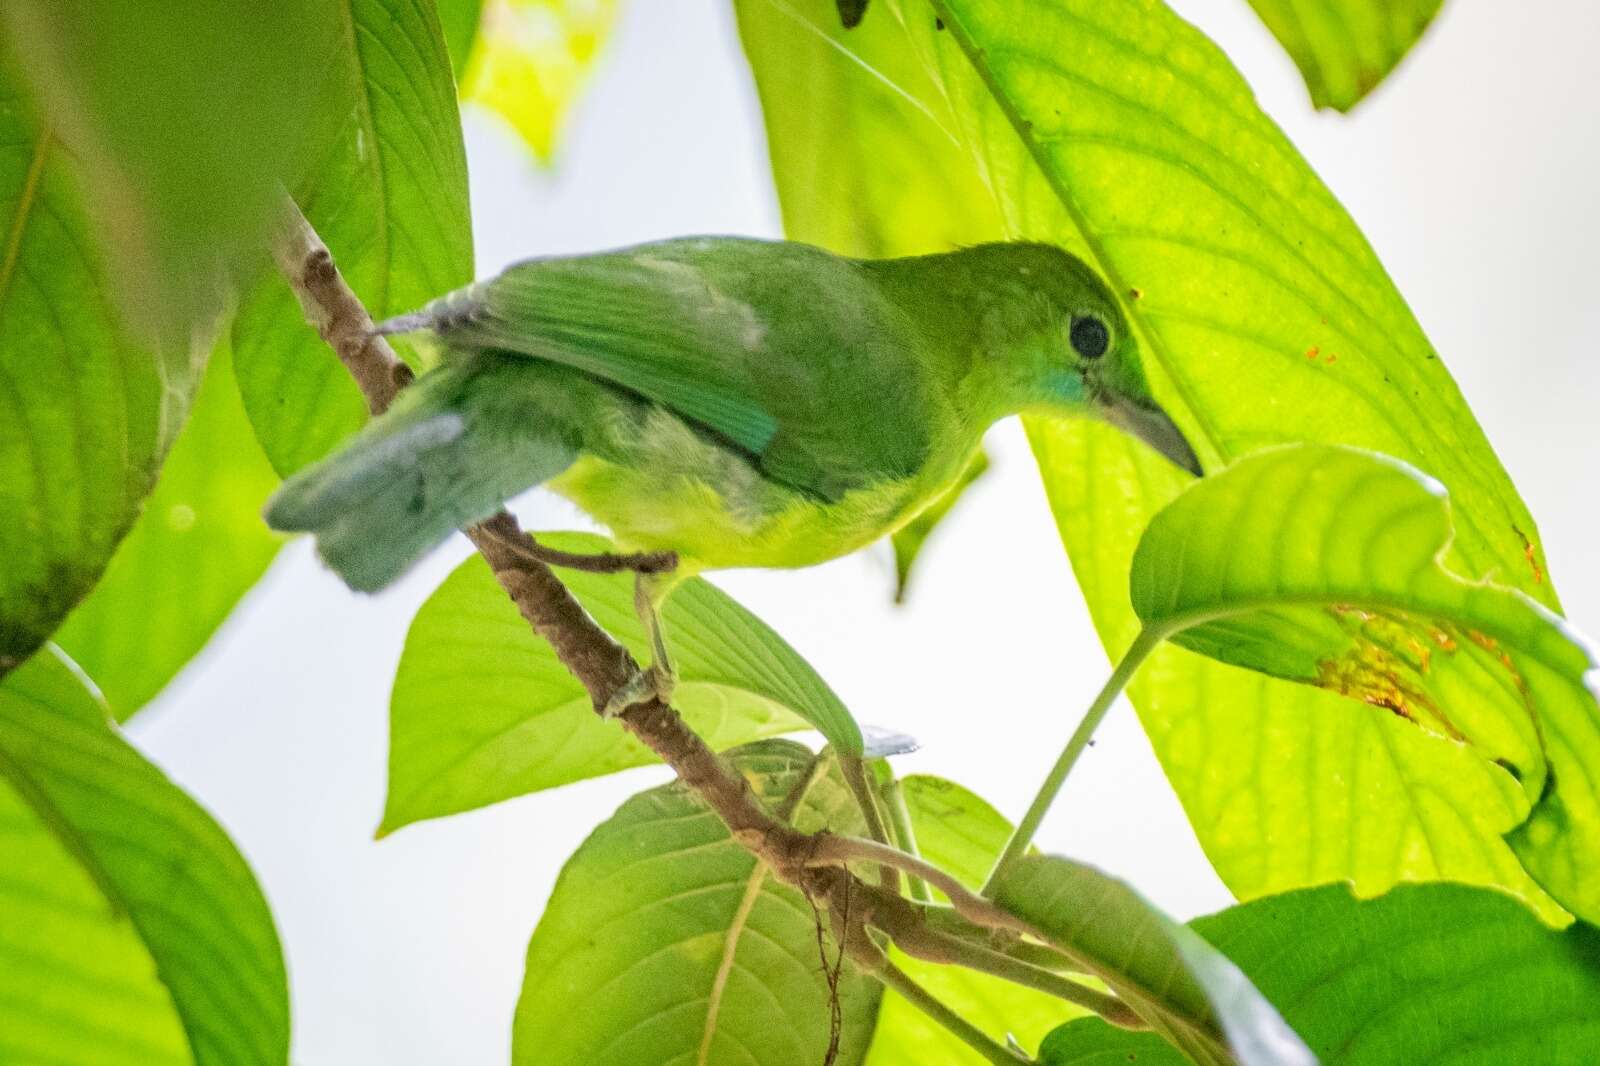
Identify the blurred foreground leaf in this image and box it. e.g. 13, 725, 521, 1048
460, 0, 620, 162
0, 70, 200, 675
0, 0, 343, 343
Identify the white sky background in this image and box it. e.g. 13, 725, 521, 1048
131, 3, 1599, 1063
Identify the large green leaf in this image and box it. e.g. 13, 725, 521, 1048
1041, 882, 1600, 1063
436, 0, 484, 79
233, 0, 473, 476
0, 1, 342, 344
53, 344, 282, 720
382, 535, 862, 833
865, 776, 1080, 1066
513, 739, 881, 1065
994, 855, 1312, 1066
734, 0, 1001, 259
0, 647, 287, 1065
1246, 0, 1445, 112
737, 0, 1567, 921
0, 70, 200, 676
1130, 444, 1600, 921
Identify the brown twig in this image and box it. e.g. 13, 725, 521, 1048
804, 835, 1032, 935
475, 521, 679, 576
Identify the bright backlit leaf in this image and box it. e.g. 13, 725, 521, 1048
1130, 443, 1600, 922
382, 534, 861, 833
737, 0, 1572, 921
1246, 0, 1445, 111
513, 739, 880, 1064
0, 647, 287, 1066
437, 0, 486, 79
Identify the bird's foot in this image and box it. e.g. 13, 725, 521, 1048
602, 661, 677, 719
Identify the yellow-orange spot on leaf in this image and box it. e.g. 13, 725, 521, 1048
1305, 345, 1319, 360
1513, 525, 1545, 584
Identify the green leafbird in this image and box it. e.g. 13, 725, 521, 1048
266, 237, 1199, 712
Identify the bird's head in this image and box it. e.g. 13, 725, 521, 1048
967, 242, 1202, 478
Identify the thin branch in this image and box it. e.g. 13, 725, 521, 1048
476, 521, 678, 576
806, 835, 1032, 935
271, 205, 413, 413
883, 915, 1145, 1030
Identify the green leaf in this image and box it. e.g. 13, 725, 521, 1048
436, 0, 484, 80
994, 854, 1312, 1066
738, 0, 1565, 921
1245, 0, 1445, 112
382, 534, 862, 833
947, 0, 1562, 914
459, 0, 620, 163
513, 739, 881, 1065
734, 0, 1002, 259
1130, 443, 1599, 922
866, 776, 1080, 1065
53, 344, 282, 720
0, 1, 344, 344
233, 0, 474, 476
0, 70, 201, 676
891, 448, 988, 604
1041, 881, 1600, 1063
0, 647, 288, 1066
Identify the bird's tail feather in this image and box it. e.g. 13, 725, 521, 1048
264, 360, 577, 592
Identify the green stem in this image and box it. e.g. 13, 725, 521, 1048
984, 628, 1163, 896
883, 777, 931, 902
840, 755, 899, 894
875, 962, 1029, 1065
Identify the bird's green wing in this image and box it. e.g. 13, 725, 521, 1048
404, 238, 934, 501
418, 242, 782, 455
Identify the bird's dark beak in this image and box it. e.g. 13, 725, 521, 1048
1097, 393, 1203, 477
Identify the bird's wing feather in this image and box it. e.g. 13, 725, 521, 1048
434, 248, 781, 454
418, 239, 935, 501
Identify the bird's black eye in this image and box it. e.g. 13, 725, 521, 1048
1070, 315, 1110, 359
